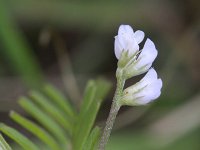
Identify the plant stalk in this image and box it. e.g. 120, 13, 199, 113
98, 70, 125, 150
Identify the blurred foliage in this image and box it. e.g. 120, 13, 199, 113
0, 0, 43, 88
0, 80, 111, 150
0, 0, 200, 149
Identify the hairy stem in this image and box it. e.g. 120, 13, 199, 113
98, 70, 125, 150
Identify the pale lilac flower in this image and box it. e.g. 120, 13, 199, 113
124, 38, 158, 77
115, 25, 158, 78
121, 68, 162, 106
114, 25, 144, 59
133, 38, 158, 72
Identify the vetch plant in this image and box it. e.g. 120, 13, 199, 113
98, 25, 162, 150
0, 24, 162, 150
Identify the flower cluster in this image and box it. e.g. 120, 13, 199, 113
115, 25, 162, 105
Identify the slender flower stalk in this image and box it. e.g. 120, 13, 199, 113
98, 69, 124, 150
98, 24, 162, 150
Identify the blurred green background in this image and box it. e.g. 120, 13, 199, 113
0, 0, 200, 149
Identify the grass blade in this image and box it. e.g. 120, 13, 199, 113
10, 111, 61, 150
0, 1, 43, 88
0, 123, 39, 150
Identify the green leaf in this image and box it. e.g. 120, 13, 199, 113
43, 84, 76, 119
74, 101, 101, 150
83, 126, 101, 150
0, 134, 12, 150
80, 80, 97, 115
73, 79, 111, 150
10, 111, 61, 150
79, 79, 111, 117
95, 78, 112, 101
73, 80, 97, 150
18, 97, 68, 145
0, 123, 39, 150
29, 91, 73, 134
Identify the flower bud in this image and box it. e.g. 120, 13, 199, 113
120, 68, 162, 106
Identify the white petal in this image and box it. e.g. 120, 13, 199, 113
126, 38, 139, 56
114, 36, 123, 59
134, 78, 162, 105
115, 25, 139, 59
134, 30, 145, 44
141, 68, 158, 83
118, 25, 134, 35
144, 79, 162, 99
135, 38, 158, 69
132, 68, 158, 90
122, 69, 162, 106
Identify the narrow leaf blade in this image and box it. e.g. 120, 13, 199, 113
0, 134, 12, 150
95, 78, 112, 101
83, 126, 101, 150
43, 84, 76, 119
0, 123, 39, 150
18, 97, 68, 144
74, 100, 101, 150
73, 79, 111, 150
80, 80, 96, 114
10, 111, 61, 150
29, 91, 73, 134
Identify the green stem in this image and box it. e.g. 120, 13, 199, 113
98, 69, 125, 150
